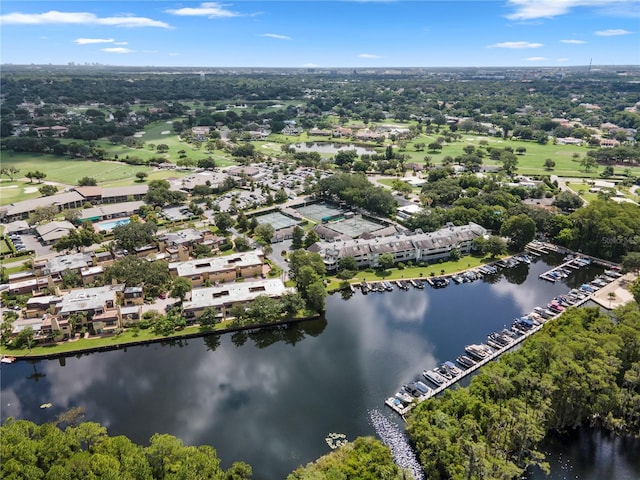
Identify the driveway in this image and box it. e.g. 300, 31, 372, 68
15, 234, 54, 257
142, 296, 179, 315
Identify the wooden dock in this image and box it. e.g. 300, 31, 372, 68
385, 273, 608, 417
538, 256, 591, 282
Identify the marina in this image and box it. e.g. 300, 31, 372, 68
384, 250, 621, 417
539, 255, 592, 282
1, 248, 628, 479
354, 253, 534, 296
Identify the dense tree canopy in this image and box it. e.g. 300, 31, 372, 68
287, 436, 404, 480
407, 303, 640, 480
315, 173, 397, 216
0, 418, 252, 480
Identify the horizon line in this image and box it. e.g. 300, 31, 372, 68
2, 63, 639, 69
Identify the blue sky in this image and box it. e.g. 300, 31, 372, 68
1, 1, 638, 67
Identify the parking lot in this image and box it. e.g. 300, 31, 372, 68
5, 233, 53, 257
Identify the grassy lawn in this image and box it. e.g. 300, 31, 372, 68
0, 313, 318, 358
0, 238, 12, 254
326, 253, 505, 291
262, 125, 640, 180
0, 153, 159, 186
0, 179, 41, 205
565, 180, 639, 204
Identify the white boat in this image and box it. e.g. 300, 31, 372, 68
423, 369, 447, 385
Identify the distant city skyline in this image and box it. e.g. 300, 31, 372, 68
1, 1, 638, 67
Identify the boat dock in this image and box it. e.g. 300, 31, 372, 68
385, 254, 620, 417
539, 256, 591, 282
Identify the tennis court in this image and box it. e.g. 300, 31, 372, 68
294, 203, 345, 222
255, 211, 300, 230
323, 216, 386, 238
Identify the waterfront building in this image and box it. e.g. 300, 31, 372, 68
310, 222, 487, 271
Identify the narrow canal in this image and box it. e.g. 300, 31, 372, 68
1, 253, 638, 479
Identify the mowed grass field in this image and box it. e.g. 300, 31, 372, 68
260, 123, 640, 179
0, 179, 42, 205
0, 153, 188, 205
1, 153, 153, 185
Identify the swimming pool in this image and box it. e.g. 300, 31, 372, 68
94, 218, 131, 232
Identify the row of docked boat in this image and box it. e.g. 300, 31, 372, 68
360, 277, 437, 294
539, 256, 593, 282
359, 254, 536, 295
385, 263, 623, 416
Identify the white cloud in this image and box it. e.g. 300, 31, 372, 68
595, 28, 633, 35
561, 39, 587, 44
557, 57, 570, 61
165, 2, 240, 18
261, 33, 291, 40
0, 10, 170, 28
101, 47, 134, 54
488, 41, 543, 48
358, 53, 381, 58
505, 0, 638, 20
302, 63, 320, 67
73, 38, 115, 45
526, 56, 547, 61
168, 53, 181, 57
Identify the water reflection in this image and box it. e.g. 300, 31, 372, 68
2, 254, 637, 479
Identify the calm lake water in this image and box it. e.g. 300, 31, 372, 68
2, 253, 639, 479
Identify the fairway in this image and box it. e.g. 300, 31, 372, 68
0, 180, 41, 205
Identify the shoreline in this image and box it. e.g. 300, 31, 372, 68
0, 314, 321, 362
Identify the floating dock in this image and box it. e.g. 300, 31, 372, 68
539, 256, 591, 282
385, 253, 618, 417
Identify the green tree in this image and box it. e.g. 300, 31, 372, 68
482, 235, 507, 258
246, 295, 283, 323
629, 277, 640, 304
0, 166, 19, 181
197, 157, 217, 170
28, 205, 59, 224
622, 252, 640, 276
170, 277, 192, 301
199, 307, 219, 328
192, 184, 211, 198
113, 220, 157, 252
214, 212, 234, 233
291, 225, 305, 250
61, 269, 82, 289
500, 214, 536, 250
543, 158, 556, 171
305, 281, 326, 313
78, 177, 97, 186
280, 292, 304, 316
38, 184, 58, 196
288, 250, 326, 282
337, 256, 358, 272
580, 155, 597, 172
14, 326, 35, 350
254, 223, 275, 245
145, 179, 185, 207
135, 171, 148, 182
287, 436, 400, 480
378, 252, 395, 270
103, 256, 170, 298
500, 151, 519, 175
553, 191, 583, 211
303, 229, 320, 248
234, 236, 251, 252
1, 317, 15, 345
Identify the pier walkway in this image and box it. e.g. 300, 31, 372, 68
539, 256, 591, 282
385, 250, 618, 417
